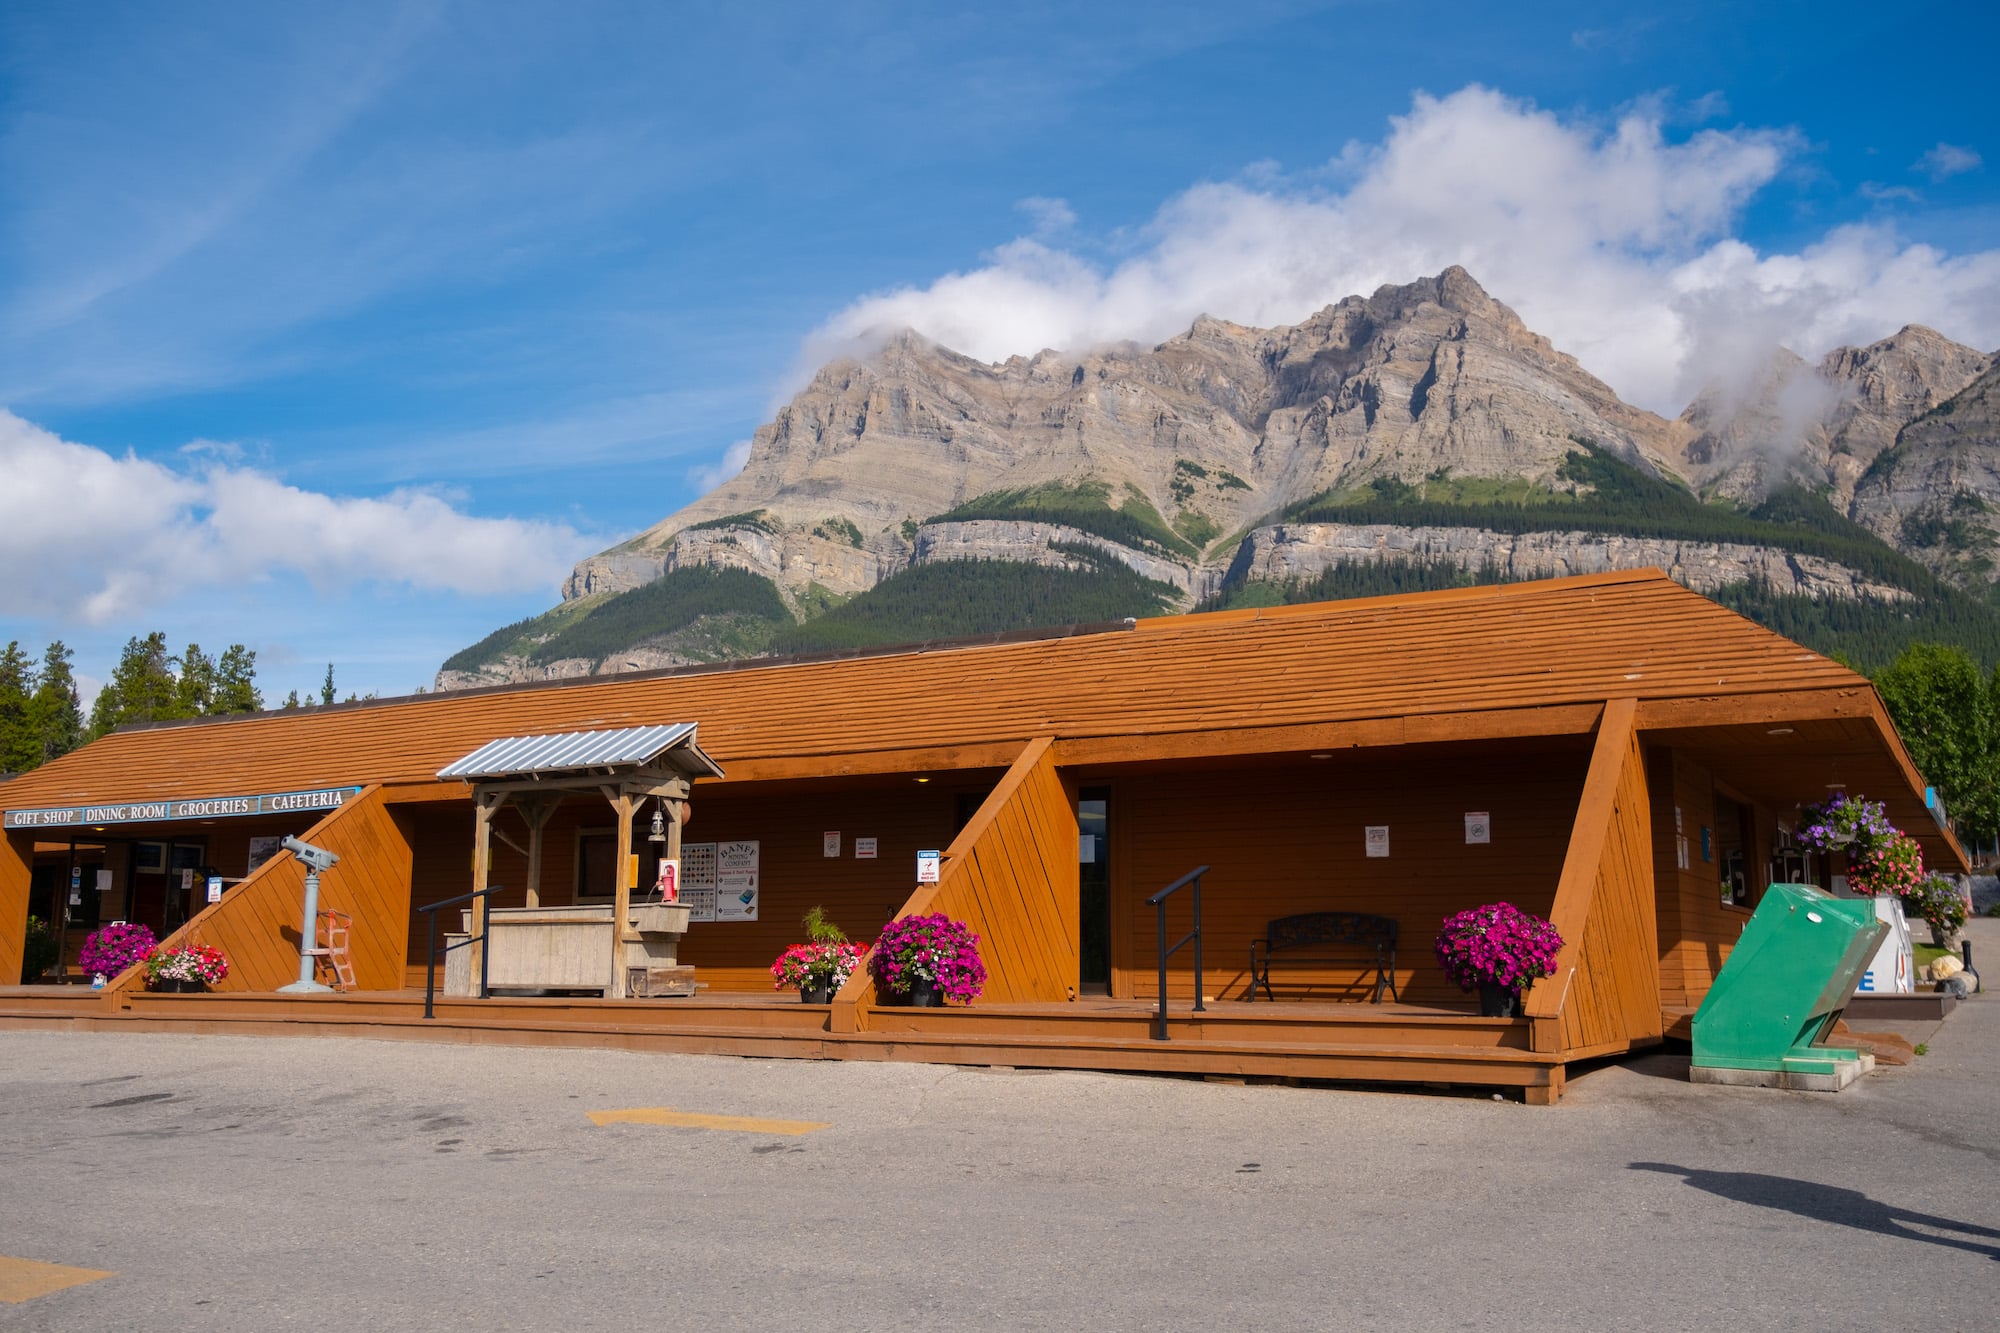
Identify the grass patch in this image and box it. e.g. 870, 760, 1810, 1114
522, 566, 792, 667
927, 479, 1197, 559
685, 509, 780, 535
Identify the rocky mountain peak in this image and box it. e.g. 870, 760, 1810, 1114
1679, 323, 1993, 507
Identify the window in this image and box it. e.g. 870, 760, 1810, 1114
575, 830, 617, 901
133, 841, 168, 874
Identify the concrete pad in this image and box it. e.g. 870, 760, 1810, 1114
1690, 1053, 1873, 1092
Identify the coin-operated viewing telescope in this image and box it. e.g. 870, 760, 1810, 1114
277, 836, 341, 993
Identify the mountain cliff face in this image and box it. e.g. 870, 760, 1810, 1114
444, 269, 2000, 689
1677, 326, 1993, 509
564, 267, 1686, 603
1852, 361, 2000, 582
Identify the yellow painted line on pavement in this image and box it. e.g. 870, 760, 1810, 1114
0, 1256, 114, 1304
587, 1106, 830, 1136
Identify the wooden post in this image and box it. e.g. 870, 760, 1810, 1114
469, 790, 506, 987
607, 788, 637, 998
516, 795, 557, 909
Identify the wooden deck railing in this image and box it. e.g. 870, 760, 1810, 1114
102, 785, 415, 1000
832, 736, 1077, 1031
1523, 697, 1664, 1059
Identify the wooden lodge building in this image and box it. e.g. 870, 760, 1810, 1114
0, 570, 1968, 1103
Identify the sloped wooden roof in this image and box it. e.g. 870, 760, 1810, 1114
0, 569, 1883, 811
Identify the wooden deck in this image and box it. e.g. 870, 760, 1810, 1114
0, 986, 1600, 1101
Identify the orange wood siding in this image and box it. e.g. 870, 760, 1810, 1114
1109, 740, 1589, 1003
107, 786, 414, 994
401, 775, 1002, 991
1525, 700, 1665, 1055
837, 738, 1079, 1016
0, 832, 28, 983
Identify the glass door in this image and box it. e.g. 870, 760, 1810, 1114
1078, 787, 1110, 991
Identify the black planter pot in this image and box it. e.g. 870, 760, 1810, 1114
906, 982, 946, 1008
799, 982, 832, 1004
1477, 983, 1520, 1018
152, 977, 208, 994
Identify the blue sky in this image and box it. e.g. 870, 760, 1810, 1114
2, 0, 1995, 703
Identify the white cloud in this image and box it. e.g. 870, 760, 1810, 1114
1915, 142, 1982, 182
1016, 195, 1078, 237
805, 87, 2000, 415
688, 438, 752, 491
0, 409, 595, 621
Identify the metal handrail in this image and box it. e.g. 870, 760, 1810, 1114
415, 886, 503, 1019
1146, 865, 1209, 1041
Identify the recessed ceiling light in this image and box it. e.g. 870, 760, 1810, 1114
913, 776, 930, 784
1766, 727, 1795, 736
1309, 753, 1334, 760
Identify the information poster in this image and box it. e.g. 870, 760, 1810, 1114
247, 835, 282, 876
716, 840, 760, 921
855, 837, 878, 860
1464, 812, 1491, 845
823, 831, 841, 858
1364, 825, 1390, 858
682, 842, 719, 922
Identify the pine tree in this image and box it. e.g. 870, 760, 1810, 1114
87, 632, 183, 738
320, 663, 335, 706
0, 642, 33, 774
174, 643, 216, 716
211, 644, 262, 715
27, 642, 83, 765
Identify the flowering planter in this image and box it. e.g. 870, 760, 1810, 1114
150, 978, 209, 994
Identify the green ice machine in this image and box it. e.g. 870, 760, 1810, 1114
1691, 882, 1888, 1076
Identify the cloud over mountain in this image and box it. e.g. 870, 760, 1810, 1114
808, 87, 2000, 416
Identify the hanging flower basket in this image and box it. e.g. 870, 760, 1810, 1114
1846, 830, 1924, 898
1796, 794, 1894, 856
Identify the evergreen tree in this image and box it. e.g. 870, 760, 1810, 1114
320, 663, 335, 706
1874, 643, 1999, 846
212, 644, 262, 714
27, 642, 83, 765
87, 632, 183, 738
282, 689, 302, 710
0, 642, 33, 774
174, 643, 216, 716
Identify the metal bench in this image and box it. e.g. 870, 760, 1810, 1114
1249, 912, 1399, 1003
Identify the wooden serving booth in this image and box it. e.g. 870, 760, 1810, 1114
435, 723, 725, 998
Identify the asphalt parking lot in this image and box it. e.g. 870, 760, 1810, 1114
2, 982, 1994, 1332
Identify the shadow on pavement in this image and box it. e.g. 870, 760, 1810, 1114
1632, 1163, 2000, 1260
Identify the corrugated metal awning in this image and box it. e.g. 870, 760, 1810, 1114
437, 723, 724, 781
